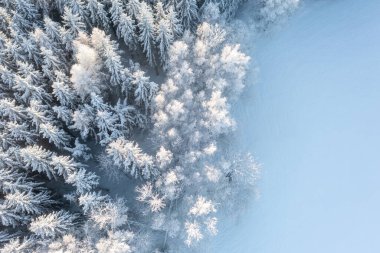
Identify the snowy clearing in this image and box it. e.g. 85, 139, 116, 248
212, 0, 380, 252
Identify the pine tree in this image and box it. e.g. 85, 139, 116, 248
126, 0, 141, 19
0, 98, 26, 122
213, 0, 246, 19
0, 65, 15, 88
116, 13, 136, 49
46, 234, 84, 252
136, 183, 165, 212
155, 1, 166, 21
43, 17, 62, 44
90, 92, 109, 110
177, 0, 198, 30
156, 18, 174, 64
78, 191, 108, 214
26, 100, 52, 130
30, 28, 51, 50
4, 190, 53, 215
95, 1, 110, 30
184, 221, 203, 246
113, 99, 136, 134
13, 75, 50, 103
19, 36, 41, 65
0, 168, 41, 194
64, 138, 92, 161
156, 146, 173, 169
0, 231, 12, 244
202, 90, 235, 135
96, 109, 121, 145
0, 1, 258, 250
90, 28, 123, 86
70, 107, 94, 140
18, 145, 55, 179
34, 0, 51, 14
87, 0, 100, 24
68, 0, 89, 24
39, 122, 71, 148
13, 0, 38, 32
16, 61, 42, 85
137, 2, 156, 66
0, 204, 23, 227
87, 0, 109, 30
50, 155, 81, 179
62, 6, 86, 46
52, 71, 76, 107
6, 121, 36, 144
41, 47, 63, 80
66, 168, 99, 194
29, 211, 78, 238
131, 69, 158, 112
106, 137, 157, 179
53, 106, 72, 125
109, 0, 124, 24
89, 198, 128, 230
0, 8, 11, 33
0, 237, 34, 253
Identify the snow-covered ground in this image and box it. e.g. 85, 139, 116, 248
212, 0, 380, 252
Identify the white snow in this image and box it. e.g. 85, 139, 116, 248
212, 0, 380, 252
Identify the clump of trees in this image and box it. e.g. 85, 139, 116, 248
0, 0, 297, 252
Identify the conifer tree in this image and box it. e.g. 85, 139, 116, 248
177, 0, 198, 30
137, 2, 156, 66
29, 211, 78, 238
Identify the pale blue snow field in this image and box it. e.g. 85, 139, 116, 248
213, 0, 380, 252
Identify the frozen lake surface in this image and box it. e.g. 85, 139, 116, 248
213, 0, 380, 252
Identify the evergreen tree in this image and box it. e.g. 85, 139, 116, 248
87, 0, 109, 30
52, 71, 76, 107
29, 211, 78, 238
131, 69, 158, 111
177, 0, 198, 30
26, 100, 52, 130
5, 190, 53, 215
66, 168, 99, 194
62, 6, 86, 36
0, 204, 23, 227
106, 137, 157, 179
0, 98, 25, 122
18, 145, 55, 179
116, 13, 136, 50
41, 47, 63, 80
68, 0, 89, 24
39, 122, 71, 148
109, 0, 124, 24
156, 18, 174, 64
70, 107, 94, 140
6, 121, 36, 145
126, 0, 141, 19
137, 2, 156, 66
90, 28, 123, 86
43, 17, 62, 44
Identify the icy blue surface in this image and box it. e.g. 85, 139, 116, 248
214, 0, 380, 252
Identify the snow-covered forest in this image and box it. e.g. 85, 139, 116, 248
0, 0, 299, 252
